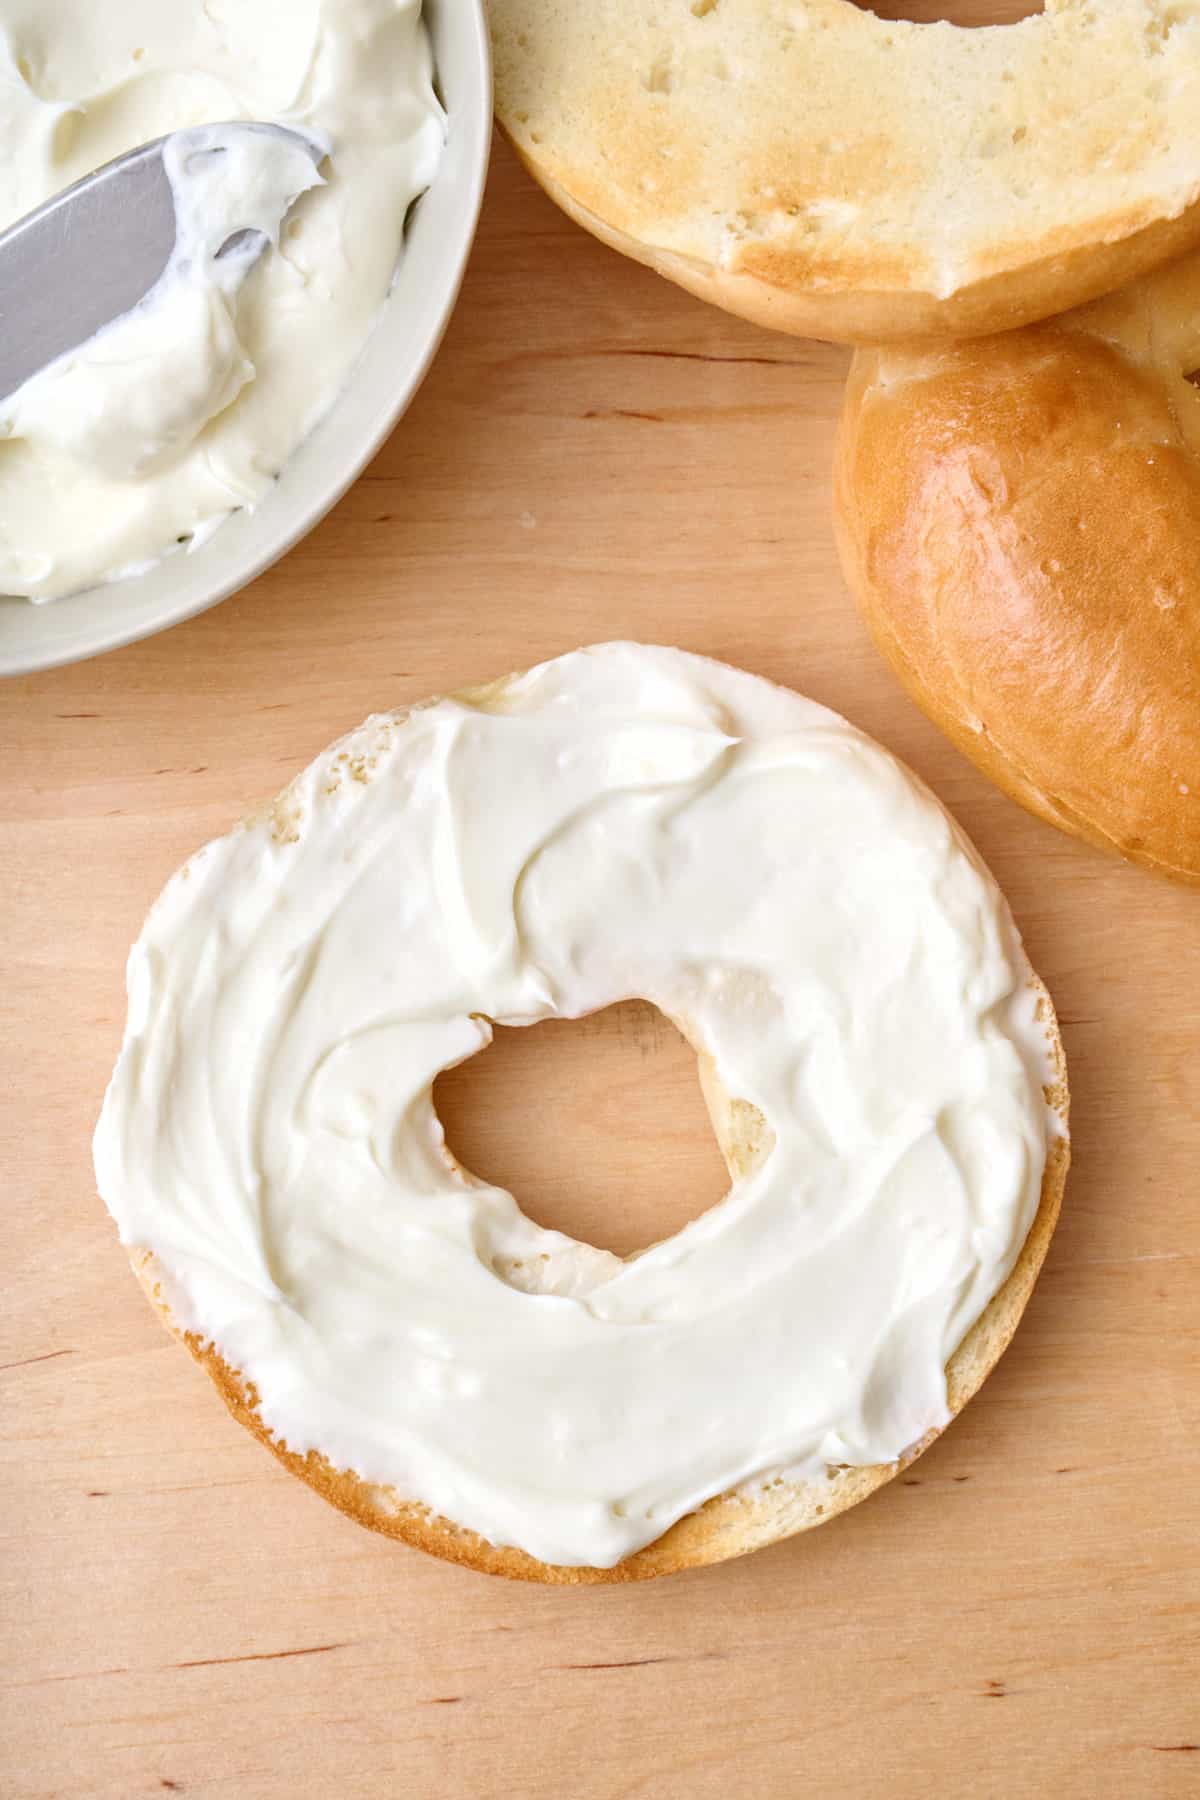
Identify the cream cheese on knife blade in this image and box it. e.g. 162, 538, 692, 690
0, 0, 444, 602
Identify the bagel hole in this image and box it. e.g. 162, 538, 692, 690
434, 1001, 734, 1259
849, 0, 1042, 23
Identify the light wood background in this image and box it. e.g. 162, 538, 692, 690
3, 131, 1199, 1800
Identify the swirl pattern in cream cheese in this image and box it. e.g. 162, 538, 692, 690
95, 644, 1063, 1568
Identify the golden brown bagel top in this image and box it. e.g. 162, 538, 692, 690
492, 0, 1200, 343
834, 249, 1200, 881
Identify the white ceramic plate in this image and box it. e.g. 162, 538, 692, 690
0, 0, 492, 678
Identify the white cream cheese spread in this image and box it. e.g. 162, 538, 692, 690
0, 0, 444, 602
94, 644, 1064, 1569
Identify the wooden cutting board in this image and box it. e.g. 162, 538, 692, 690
2, 133, 1198, 1800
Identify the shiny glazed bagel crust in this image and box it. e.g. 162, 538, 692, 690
491, 0, 1200, 344
834, 249, 1200, 883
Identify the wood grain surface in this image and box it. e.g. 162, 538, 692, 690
3, 130, 1199, 1800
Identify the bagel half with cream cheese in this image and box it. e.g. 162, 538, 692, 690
491, 0, 1200, 344
834, 247, 1200, 884
97, 647, 1069, 1582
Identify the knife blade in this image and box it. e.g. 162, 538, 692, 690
0, 123, 324, 406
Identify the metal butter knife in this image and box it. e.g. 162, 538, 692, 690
0, 123, 323, 406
